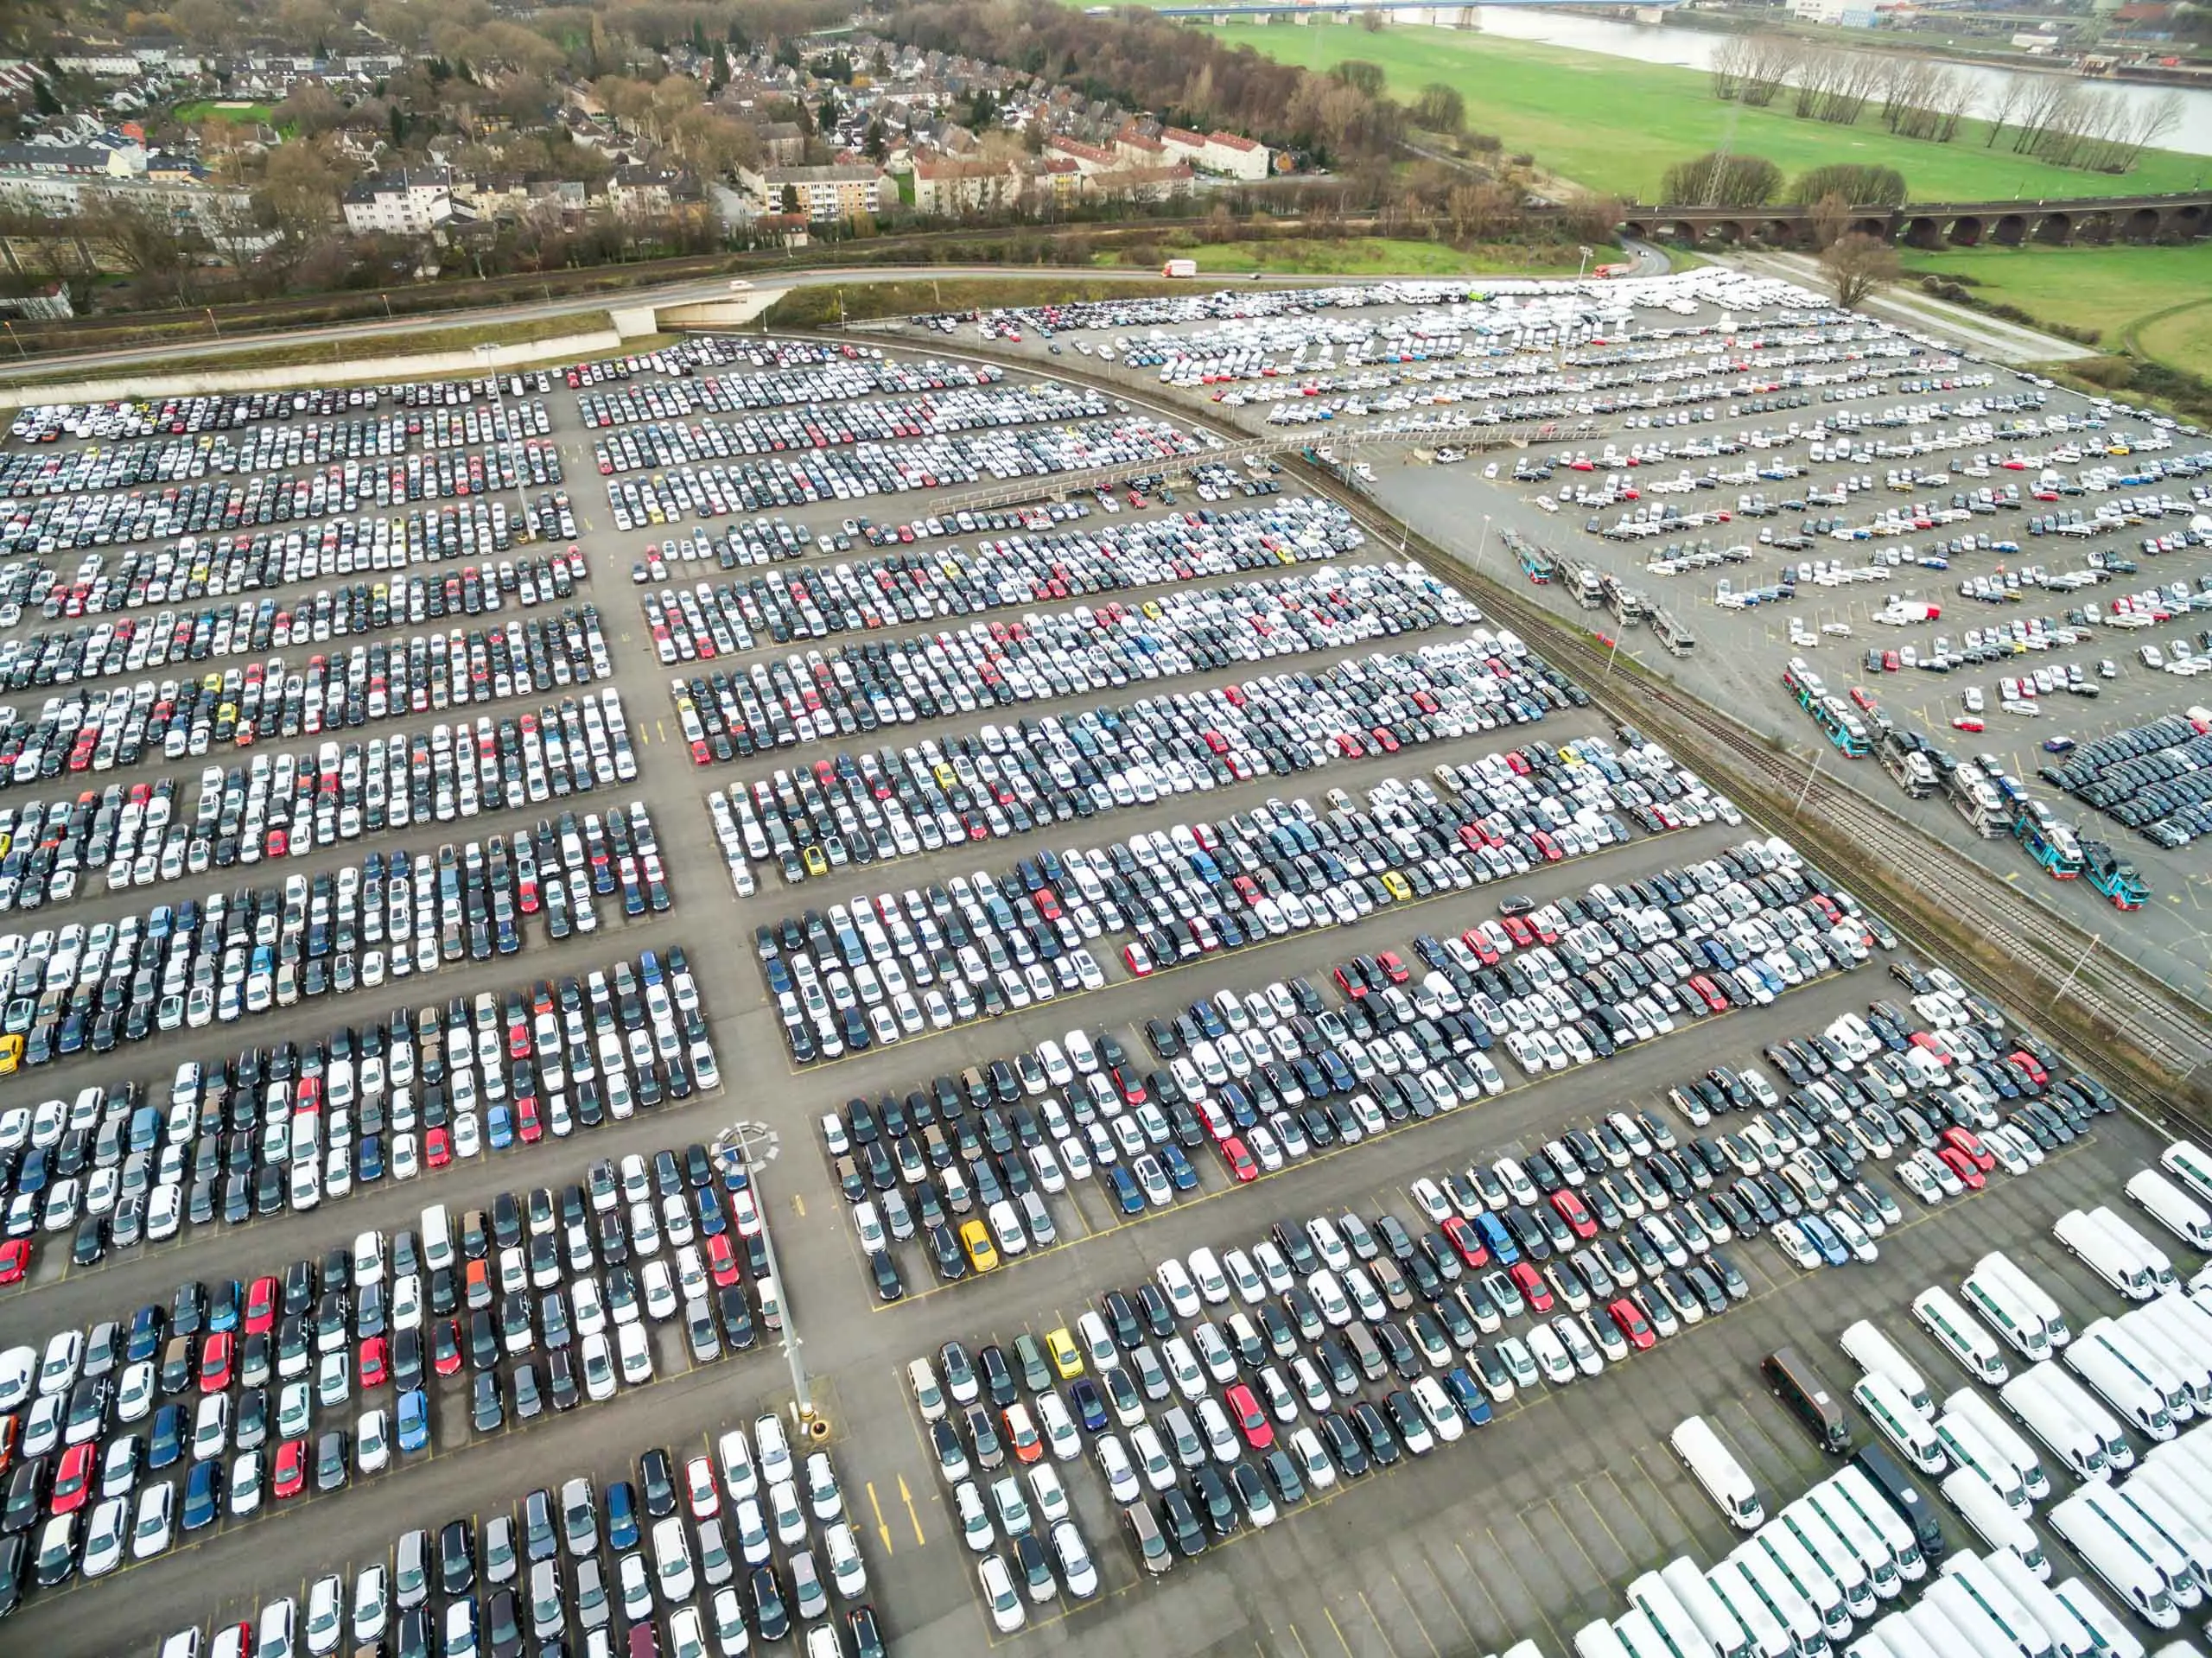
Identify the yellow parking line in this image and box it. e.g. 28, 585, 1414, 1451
1321, 1605, 1357, 1658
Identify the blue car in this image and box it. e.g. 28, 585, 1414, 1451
397, 1388, 429, 1454
606, 1481, 640, 1551
486, 1105, 514, 1151
1798, 1215, 1849, 1268
1158, 1145, 1198, 1192
183, 1460, 220, 1531
1104, 1166, 1144, 1217
149, 1404, 185, 1470
358, 1135, 385, 1183
1443, 1368, 1494, 1428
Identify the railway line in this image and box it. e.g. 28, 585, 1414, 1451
1313, 480, 2212, 1097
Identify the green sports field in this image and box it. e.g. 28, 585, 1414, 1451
1193, 22, 2208, 201
1898, 241, 2212, 374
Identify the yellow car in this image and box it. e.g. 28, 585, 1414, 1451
802, 846, 830, 878
0, 1033, 20, 1076
1046, 1327, 1084, 1379
959, 1219, 998, 1274
1379, 871, 1413, 902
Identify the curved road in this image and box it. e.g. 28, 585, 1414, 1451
0, 239, 1671, 384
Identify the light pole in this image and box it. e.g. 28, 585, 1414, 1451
716, 1131, 819, 1438
1471, 513, 1492, 581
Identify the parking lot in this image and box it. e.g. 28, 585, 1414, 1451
0, 300, 2205, 1658
943, 270, 2212, 1005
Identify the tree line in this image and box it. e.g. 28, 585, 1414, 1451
1707, 31, 2183, 175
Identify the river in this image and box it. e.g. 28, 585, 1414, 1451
1460, 7, 2212, 160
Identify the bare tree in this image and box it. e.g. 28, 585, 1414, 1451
1710, 34, 1752, 102
1982, 74, 2023, 148
1738, 33, 1798, 108
1809, 190, 1851, 251
1821, 231, 1899, 309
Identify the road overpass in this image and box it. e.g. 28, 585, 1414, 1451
1618, 189, 2212, 249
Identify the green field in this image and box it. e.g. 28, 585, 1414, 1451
1897, 241, 2212, 373
1103, 236, 1590, 275
1194, 22, 2208, 201
172, 99, 275, 125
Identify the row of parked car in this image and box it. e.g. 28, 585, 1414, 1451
669, 561, 1474, 768
145, 1429, 887, 1658
9, 376, 558, 448
709, 631, 1577, 886
0, 798, 672, 1071
2038, 714, 2212, 848
0, 943, 720, 1274
600, 411, 1204, 534
815, 836, 1882, 1300
0, 1142, 769, 1615
592, 379, 1110, 476
650, 493, 1362, 658
750, 705, 1830, 1068
570, 337, 1007, 424
0, 406, 543, 505
0, 687, 639, 908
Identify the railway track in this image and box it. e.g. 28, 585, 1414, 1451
1314, 480, 2212, 1091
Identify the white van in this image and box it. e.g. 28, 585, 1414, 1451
1618, 1609, 1676, 1658
1977, 1552, 2094, 1658
1674, 1416, 1764, 1530
2082, 1208, 2174, 1294
2068, 1324, 2180, 1439
1941, 1471, 2047, 1578
1853, 1375, 1946, 1474
2106, 1483, 2212, 1600
1839, 1322, 1933, 1414
1578, 1619, 1637, 1658
2047, 1575, 2149, 1658
2051, 1210, 2158, 1301
2018, 1363, 2135, 1472
1960, 1266, 2053, 1363
2115, 1309, 2210, 1417
1666, 1558, 1770, 1658
1751, 1522, 1857, 1636
2125, 1169, 2212, 1253
1629, 1570, 1726, 1658
2049, 1494, 2179, 1628
1998, 1369, 2108, 1483
1923, 1562, 2052, 1658
1933, 1413, 2029, 1511
1823, 1466, 1926, 1580
1801, 1486, 1902, 1599
1916, 1287, 2010, 1385
1777, 1501, 1878, 1618
2156, 1139, 2212, 1206
1941, 1390, 2050, 1502
1974, 1255, 2071, 1347
1715, 1550, 1826, 1658
1872, 1610, 1942, 1658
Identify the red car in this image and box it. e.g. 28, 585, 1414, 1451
1937, 1146, 1986, 1191
706, 1234, 741, 1287
516, 1098, 543, 1145
1376, 951, 1409, 986
1224, 1384, 1274, 1450
244, 1275, 280, 1335
1440, 1217, 1488, 1270
0, 1238, 29, 1286
273, 1439, 308, 1499
1549, 1190, 1598, 1241
1500, 916, 1536, 949
425, 1128, 452, 1169
1219, 1138, 1258, 1184
2007, 1051, 2049, 1088
1941, 1128, 1994, 1173
359, 1337, 390, 1388
199, 1331, 234, 1394
1607, 1298, 1656, 1352
1508, 1261, 1553, 1314
430, 1319, 464, 1377
49, 1442, 96, 1515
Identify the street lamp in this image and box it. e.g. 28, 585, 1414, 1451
716, 1133, 821, 1439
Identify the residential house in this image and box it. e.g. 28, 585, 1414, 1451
737, 162, 893, 221
341, 168, 455, 236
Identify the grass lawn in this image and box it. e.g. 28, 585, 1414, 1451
1897, 242, 2212, 372
172, 99, 275, 125
1101, 236, 1589, 275
1193, 22, 2208, 201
